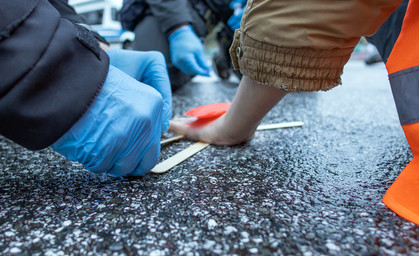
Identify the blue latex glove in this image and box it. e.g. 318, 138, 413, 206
51, 62, 169, 176
168, 25, 210, 76
229, 0, 247, 10
228, 0, 246, 30
107, 49, 172, 132
227, 7, 244, 30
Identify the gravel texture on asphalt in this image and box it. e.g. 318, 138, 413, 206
1, 61, 418, 255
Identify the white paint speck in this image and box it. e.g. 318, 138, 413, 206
208, 219, 217, 229
149, 250, 165, 256
10, 248, 21, 254
241, 216, 249, 223
5, 231, 14, 237
54, 227, 63, 233
43, 234, 55, 241
253, 237, 263, 243
360, 212, 369, 217
353, 229, 365, 236
381, 238, 394, 247
249, 248, 258, 254
225, 226, 238, 234
62, 220, 72, 226
303, 250, 314, 256
44, 250, 56, 256
326, 242, 340, 251
203, 240, 216, 250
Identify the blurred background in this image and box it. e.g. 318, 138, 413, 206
69, 0, 135, 49
68, 0, 382, 70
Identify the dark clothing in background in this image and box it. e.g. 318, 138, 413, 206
366, 0, 409, 63
132, 15, 194, 90
0, 0, 109, 150
121, 0, 201, 35
120, 0, 234, 90
122, 0, 196, 90
121, 0, 233, 34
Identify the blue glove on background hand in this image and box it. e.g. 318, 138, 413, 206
168, 25, 210, 77
51, 64, 167, 176
229, 0, 247, 9
227, 7, 244, 30
228, 0, 246, 30
107, 49, 172, 132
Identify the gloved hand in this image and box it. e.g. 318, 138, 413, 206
227, 7, 244, 30
228, 0, 246, 30
168, 25, 210, 77
107, 49, 172, 131
51, 57, 171, 176
229, 0, 247, 9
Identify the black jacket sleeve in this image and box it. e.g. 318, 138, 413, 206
0, 0, 110, 150
145, 0, 193, 34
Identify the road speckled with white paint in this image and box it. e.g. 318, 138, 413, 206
1, 61, 418, 255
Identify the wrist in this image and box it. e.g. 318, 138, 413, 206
168, 23, 191, 37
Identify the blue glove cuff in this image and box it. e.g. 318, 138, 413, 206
168, 25, 194, 42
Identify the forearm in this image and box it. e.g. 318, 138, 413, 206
229, 0, 402, 93
220, 76, 287, 142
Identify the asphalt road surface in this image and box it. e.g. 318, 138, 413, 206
1, 60, 418, 255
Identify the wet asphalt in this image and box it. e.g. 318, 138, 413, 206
1, 60, 419, 255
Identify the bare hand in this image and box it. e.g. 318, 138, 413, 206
170, 76, 287, 145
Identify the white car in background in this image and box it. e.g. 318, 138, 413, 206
69, 0, 134, 49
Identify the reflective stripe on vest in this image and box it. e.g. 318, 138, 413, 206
386, 0, 419, 125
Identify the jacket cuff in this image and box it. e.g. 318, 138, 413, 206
230, 30, 355, 92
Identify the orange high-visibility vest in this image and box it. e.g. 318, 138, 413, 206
383, 0, 419, 225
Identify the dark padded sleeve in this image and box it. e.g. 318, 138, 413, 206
48, 0, 86, 24
49, 0, 110, 45
0, 0, 109, 150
